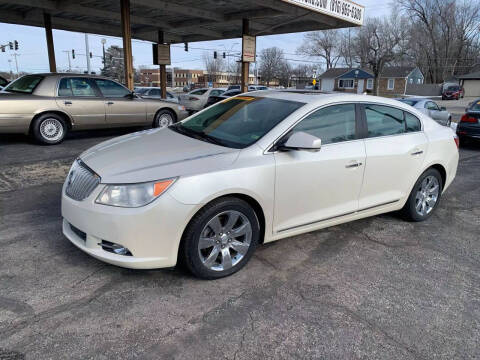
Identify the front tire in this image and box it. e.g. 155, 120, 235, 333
153, 109, 175, 128
31, 113, 67, 145
401, 168, 443, 222
180, 197, 260, 279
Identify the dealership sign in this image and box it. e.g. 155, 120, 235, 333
242, 35, 256, 63
282, 0, 364, 26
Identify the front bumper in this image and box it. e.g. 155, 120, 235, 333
61, 183, 197, 269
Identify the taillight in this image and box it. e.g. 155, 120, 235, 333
460, 114, 477, 123
454, 135, 460, 148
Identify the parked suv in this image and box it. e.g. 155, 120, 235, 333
442, 85, 464, 100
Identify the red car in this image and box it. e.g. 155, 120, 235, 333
442, 85, 464, 100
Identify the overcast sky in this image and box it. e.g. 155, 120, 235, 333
0, 0, 390, 74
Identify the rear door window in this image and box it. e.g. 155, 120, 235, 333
58, 77, 97, 97
364, 104, 405, 138
405, 112, 421, 132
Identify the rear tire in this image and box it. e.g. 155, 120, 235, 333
180, 197, 259, 279
153, 109, 175, 128
31, 113, 67, 145
401, 168, 443, 222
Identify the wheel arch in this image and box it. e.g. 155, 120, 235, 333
29, 110, 73, 134
176, 192, 267, 265
429, 163, 447, 189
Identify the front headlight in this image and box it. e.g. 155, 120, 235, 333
95, 178, 176, 207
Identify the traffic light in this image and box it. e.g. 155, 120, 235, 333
89, 52, 92, 58
184, 42, 188, 52
214, 51, 217, 59
14, 40, 18, 50
9, 42, 13, 50
72, 49, 75, 59
223, 52, 226, 59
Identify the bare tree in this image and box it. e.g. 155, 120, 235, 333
258, 47, 285, 86
339, 28, 357, 68
297, 30, 341, 69
399, 0, 480, 82
202, 52, 225, 83
355, 16, 405, 95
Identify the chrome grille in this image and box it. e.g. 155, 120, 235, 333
65, 160, 100, 201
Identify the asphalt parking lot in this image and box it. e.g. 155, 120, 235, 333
1, 125, 480, 359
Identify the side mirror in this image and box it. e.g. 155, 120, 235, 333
440, 106, 446, 111
278, 131, 322, 152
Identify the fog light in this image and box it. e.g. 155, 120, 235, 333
99, 240, 132, 256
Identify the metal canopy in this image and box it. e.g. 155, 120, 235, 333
0, 0, 364, 44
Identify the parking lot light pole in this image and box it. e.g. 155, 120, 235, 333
43, 12, 56, 73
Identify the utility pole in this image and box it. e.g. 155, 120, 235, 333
12, 53, 19, 77
101, 38, 106, 68
63, 50, 72, 71
8, 59, 13, 78
84, 33, 91, 74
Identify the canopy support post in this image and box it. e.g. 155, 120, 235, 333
121, 0, 134, 90
43, 12, 56, 73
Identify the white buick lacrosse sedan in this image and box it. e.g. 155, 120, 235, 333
62, 92, 459, 279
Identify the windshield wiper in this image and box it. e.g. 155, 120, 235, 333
170, 123, 225, 146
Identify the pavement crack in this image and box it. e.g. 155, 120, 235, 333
71, 265, 106, 288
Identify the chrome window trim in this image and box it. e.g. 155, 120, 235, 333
264, 101, 424, 154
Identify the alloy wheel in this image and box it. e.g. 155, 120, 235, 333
198, 210, 252, 272
415, 175, 440, 216
39, 118, 64, 142
157, 113, 173, 128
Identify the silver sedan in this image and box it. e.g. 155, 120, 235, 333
396, 98, 452, 126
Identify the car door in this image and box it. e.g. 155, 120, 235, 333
273, 103, 366, 233
92, 78, 147, 125
55, 77, 106, 128
358, 104, 427, 210
425, 101, 448, 123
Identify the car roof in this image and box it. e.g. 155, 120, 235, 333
249, 91, 427, 109
396, 97, 428, 103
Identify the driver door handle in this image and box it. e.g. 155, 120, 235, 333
64, 101, 72, 106
106, 101, 114, 105
345, 160, 363, 168
411, 149, 423, 156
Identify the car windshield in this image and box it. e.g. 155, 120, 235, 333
447, 86, 459, 91
170, 96, 304, 149
4, 75, 44, 94
135, 88, 149, 94
469, 99, 480, 112
397, 99, 418, 106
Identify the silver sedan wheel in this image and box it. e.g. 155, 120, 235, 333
156, 113, 173, 128
415, 175, 440, 216
198, 210, 252, 272
39, 118, 64, 142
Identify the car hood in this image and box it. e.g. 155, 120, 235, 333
80, 128, 240, 184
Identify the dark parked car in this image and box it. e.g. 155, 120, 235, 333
0, 75, 8, 89
204, 89, 241, 108
457, 98, 480, 144
442, 85, 464, 100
